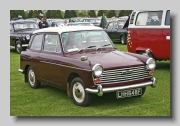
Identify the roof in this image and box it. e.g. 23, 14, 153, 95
33, 26, 103, 34
10, 20, 36, 24
67, 22, 92, 24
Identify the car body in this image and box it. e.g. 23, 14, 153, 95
127, 10, 170, 60
82, 18, 101, 27
104, 19, 129, 44
51, 20, 65, 27
25, 18, 41, 25
18, 26, 156, 106
66, 22, 94, 26
10, 20, 39, 53
69, 17, 84, 22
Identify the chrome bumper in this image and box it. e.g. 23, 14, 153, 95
18, 69, 24, 73
85, 77, 156, 96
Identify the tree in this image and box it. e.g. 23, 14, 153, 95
119, 10, 132, 17
56, 10, 63, 18
64, 10, 71, 18
103, 10, 109, 17
10, 10, 26, 19
32, 10, 39, 18
70, 10, 77, 18
28, 10, 33, 18
98, 10, 104, 17
60, 10, 65, 18
88, 10, 96, 17
46, 10, 51, 18
107, 10, 116, 18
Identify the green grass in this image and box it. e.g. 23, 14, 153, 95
10, 43, 170, 116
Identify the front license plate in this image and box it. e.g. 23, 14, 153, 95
116, 88, 142, 99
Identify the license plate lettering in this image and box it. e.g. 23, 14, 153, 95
116, 88, 142, 99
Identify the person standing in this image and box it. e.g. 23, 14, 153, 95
61, 20, 67, 27
39, 18, 49, 29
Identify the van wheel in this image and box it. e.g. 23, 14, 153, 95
120, 34, 126, 45
70, 77, 93, 106
27, 66, 41, 88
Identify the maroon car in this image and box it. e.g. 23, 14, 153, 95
18, 26, 156, 106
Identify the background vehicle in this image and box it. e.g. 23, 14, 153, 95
127, 10, 170, 60
104, 19, 129, 44
66, 22, 94, 26
10, 20, 39, 53
82, 18, 101, 27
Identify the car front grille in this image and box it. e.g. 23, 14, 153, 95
98, 65, 152, 84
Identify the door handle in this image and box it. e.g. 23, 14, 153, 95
166, 36, 170, 40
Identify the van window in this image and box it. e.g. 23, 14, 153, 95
107, 22, 113, 29
136, 11, 163, 26
165, 10, 170, 25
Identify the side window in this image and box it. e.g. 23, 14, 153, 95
30, 34, 43, 50
130, 12, 136, 24
107, 22, 113, 29
44, 34, 61, 53
113, 22, 118, 29
136, 11, 163, 26
165, 10, 170, 25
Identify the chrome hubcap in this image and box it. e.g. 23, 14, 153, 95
121, 37, 125, 43
29, 70, 35, 85
73, 82, 85, 103
16, 44, 21, 52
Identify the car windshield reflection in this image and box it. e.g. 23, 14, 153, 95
14, 23, 38, 30
61, 30, 114, 53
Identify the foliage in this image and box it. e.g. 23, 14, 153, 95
64, 10, 71, 18
32, 10, 39, 18
77, 10, 88, 17
70, 10, 77, 17
119, 10, 133, 17
88, 10, 96, 17
98, 10, 104, 17
27, 10, 33, 18
10, 10, 26, 19
107, 10, 116, 18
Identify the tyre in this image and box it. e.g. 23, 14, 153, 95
27, 66, 41, 88
134, 87, 146, 97
70, 77, 93, 106
15, 40, 22, 54
120, 34, 126, 45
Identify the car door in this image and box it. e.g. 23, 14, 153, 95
162, 10, 170, 59
28, 34, 44, 79
38, 34, 63, 87
111, 21, 119, 40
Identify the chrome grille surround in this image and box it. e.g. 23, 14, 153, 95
95, 65, 152, 85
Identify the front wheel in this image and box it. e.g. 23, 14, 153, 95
120, 34, 126, 45
70, 77, 93, 106
27, 66, 41, 88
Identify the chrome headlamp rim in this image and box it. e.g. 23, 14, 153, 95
26, 35, 30, 40
92, 63, 103, 77
146, 58, 156, 70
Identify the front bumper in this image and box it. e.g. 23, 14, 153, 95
22, 44, 28, 47
85, 77, 156, 96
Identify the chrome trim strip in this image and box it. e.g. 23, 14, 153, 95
40, 61, 91, 71
18, 69, 24, 73
22, 44, 28, 47
86, 77, 156, 96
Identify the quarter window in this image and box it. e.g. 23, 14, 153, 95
30, 34, 43, 50
44, 34, 61, 52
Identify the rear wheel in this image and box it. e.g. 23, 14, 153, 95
120, 34, 126, 45
70, 77, 93, 106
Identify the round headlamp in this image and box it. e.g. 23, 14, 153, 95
26, 35, 30, 40
146, 58, 156, 70
92, 64, 103, 77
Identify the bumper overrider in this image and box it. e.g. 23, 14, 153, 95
85, 77, 156, 96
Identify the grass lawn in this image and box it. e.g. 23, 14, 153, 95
10, 43, 170, 116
